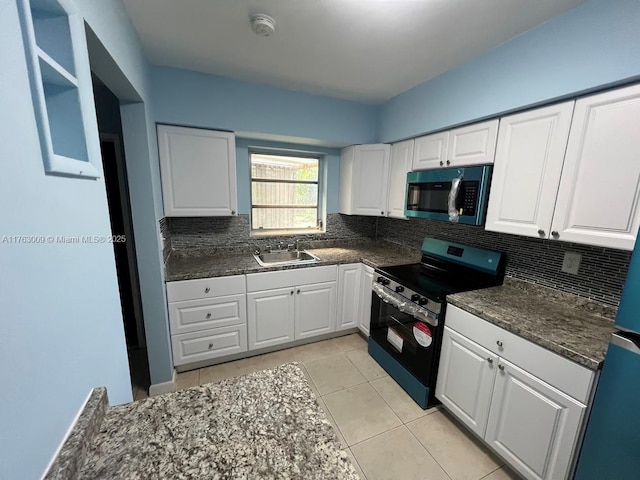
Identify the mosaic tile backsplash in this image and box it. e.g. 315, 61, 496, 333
160, 214, 630, 307
376, 216, 630, 307
163, 214, 377, 253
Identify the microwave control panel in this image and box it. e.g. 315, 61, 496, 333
460, 182, 478, 216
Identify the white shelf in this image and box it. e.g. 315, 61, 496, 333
37, 46, 77, 87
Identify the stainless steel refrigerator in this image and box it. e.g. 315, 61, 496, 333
574, 238, 640, 479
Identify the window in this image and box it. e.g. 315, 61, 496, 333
250, 153, 321, 232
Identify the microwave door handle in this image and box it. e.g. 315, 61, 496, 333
448, 174, 463, 222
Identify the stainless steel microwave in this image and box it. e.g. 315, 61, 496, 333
405, 165, 492, 225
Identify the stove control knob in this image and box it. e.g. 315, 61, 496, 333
395, 286, 404, 293
411, 294, 420, 302
377, 276, 385, 284
418, 298, 429, 306
377, 277, 390, 286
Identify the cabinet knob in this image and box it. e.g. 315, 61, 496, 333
231, 210, 236, 215
205, 287, 210, 293
439, 161, 444, 166
290, 291, 294, 295
498, 364, 505, 371
537, 229, 545, 237
297, 289, 301, 294
496, 340, 503, 347
551, 231, 560, 238
206, 313, 212, 319
208, 343, 213, 350
381, 211, 384, 215
446, 160, 451, 166
487, 357, 494, 364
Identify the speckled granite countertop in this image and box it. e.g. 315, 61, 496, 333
447, 278, 616, 370
77, 363, 358, 480
165, 241, 421, 282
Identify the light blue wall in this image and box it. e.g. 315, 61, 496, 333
378, 0, 640, 142
235, 139, 341, 214
151, 66, 378, 147
0, 0, 170, 478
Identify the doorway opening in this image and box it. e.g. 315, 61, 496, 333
92, 75, 150, 400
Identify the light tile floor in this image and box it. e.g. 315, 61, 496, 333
138, 333, 522, 480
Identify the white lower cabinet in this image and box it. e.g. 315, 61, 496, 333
246, 266, 338, 350
337, 263, 362, 330
358, 265, 374, 336
436, 327, 498, 437
167, 275, 248, 366
436, 305, 592, 480
247, 287, 296, 349
485, 359, 585, 480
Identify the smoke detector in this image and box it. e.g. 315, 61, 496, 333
250, 14, 276, 37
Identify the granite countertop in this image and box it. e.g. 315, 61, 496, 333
165, 240, 421, 282
75, 363, 358, 480
447, 278, 617, 370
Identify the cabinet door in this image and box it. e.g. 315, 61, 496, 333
337, 264, 362, 330
387, 140, 414, 218
436, 327, 498, 437
295, 281, 337, 339
247, 287, 295, 349
413, 131, 449, 170
158, 125, 237, 217
448, 119, 499, 167
485, 359, 585, 480
551, 84, 640, 250
485, 102, 574, 238
352, 144, 391, 216
358, 265, 374, 336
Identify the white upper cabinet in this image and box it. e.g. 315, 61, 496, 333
411, 120, 498, 171
551, 84, 640, 250
412, 131, 449, 170
158, 125, 238, 217
447, 119, 499, 167
485, 102, 575, 238
387, 140, 414, 218
340, 144, 391, 216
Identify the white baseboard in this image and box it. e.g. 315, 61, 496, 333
41, 389, 93, 479
149, 369, 177, 396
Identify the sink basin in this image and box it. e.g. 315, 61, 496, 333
253, 250, 320, 267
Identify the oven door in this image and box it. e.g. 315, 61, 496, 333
369, 286, 441, 384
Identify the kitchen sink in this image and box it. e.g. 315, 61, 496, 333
253, 250, 320, 267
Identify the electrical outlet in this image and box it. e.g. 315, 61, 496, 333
562, 251, 582, 275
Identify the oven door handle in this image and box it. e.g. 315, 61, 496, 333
372, 283, 438, 327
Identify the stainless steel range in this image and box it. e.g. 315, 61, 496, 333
368, 237, 505, 409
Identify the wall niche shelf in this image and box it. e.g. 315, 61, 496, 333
18, 0, 101, 178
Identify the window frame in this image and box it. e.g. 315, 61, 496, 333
249, 149, 326, 236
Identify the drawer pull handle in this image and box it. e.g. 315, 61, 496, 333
496, 340, 503, 347
208, 343, 213, 350
487, 358, 493, 364
206, 313, 212, 319
498, 364, 505, 371
205, 287, 210, 293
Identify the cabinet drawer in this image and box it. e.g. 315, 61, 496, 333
446, 304, 594, 403
169, 294, 246, 335
166, 275, 245, 302
246, 265, 337, 292
171, 325, 248, 366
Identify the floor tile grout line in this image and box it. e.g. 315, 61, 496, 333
368, 377, 432, 426
478, 465, 504, 480
404, 419, 454, 480
346, 447, 368, 480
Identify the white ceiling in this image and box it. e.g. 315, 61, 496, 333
123, 0, 585, 104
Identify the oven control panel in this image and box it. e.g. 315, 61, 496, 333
375, 275, 442, 316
